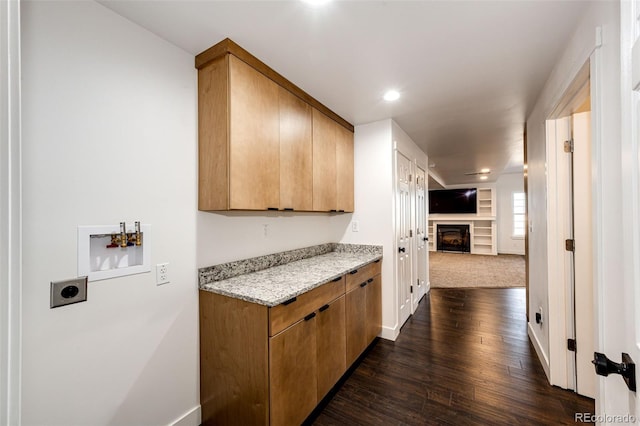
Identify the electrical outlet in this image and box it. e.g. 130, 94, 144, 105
351, 221, 360, 232
156, 263, 169, 285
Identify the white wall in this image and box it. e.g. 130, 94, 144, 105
197, 212, 350, 267
495, 173, 525, 255
21, 2, 199, 425
525, 0, 621, 395
338, 119, 428, 340
338, 120, 396, 338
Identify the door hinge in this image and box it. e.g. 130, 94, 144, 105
409, 229, 413, 237
565, 239, 575, 252
568, 338, 577, 352
409, 174, 412, 182
410, 285, 413, 294
564, 139, 574, 153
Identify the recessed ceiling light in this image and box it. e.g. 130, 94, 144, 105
480, 168, 491, 173
383, 90, 400, 102
480, 176, 488, 180
301, 0, 331, 6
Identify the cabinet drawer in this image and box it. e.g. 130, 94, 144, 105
345, 259, 381, 292
269, 276, 345, 336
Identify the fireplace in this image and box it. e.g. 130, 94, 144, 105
437, 224, 470, 253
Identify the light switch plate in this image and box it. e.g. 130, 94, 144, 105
50, 276, 88, 308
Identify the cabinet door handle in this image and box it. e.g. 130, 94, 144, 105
338, 210, 345, 213
304, 312, 316, 321
360, 281, 367, 288
330, 209, 338, 212
267, 207, 278, 211
283, 208, 294, 211
349, 269, 358, 275
319, 304, 330, 312
367, 278, 374, 283
374, 259, 381, 263
282, 297, 297, 306
331, 277, 342, 282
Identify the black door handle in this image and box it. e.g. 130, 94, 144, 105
592, 352, 636, 392
398, 247, 405, 253
423, 237, 429, 242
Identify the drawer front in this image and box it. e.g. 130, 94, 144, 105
269, 276, 345, 336
345, 259, 381, 292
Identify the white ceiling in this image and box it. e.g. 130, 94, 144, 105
99, 0, 589, 186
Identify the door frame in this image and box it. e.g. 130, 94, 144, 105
544, 25, 612, 410
1, 0, 22, 423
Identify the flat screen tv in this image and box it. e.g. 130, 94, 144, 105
429, 188, 477, 214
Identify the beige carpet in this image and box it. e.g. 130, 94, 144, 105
429, 251, 525, 288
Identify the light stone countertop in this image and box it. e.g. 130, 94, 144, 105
199, 251, 382, 307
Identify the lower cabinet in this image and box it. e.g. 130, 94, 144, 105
366, 275, 382, 344
316, 295, 346, 399
199, 260, 380, 425
270, 314, 318, 426
346, 271, 382, 366
345, 283, 367, 366
270, 294, 346, 426
345, 263, 382, 365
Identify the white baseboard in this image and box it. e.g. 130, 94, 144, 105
527, 322, 550, 381
380, 324, 399, 341
171, 405, 201, 426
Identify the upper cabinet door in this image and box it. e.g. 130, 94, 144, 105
336, 124, 354, 212
279, 88, 312, 211
312, 109, 337, 212
229, 55, 280, 210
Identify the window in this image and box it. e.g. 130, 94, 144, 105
513, 192, 526, 238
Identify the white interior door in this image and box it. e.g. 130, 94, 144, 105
572, 111, 595, 399
396, 152, 412, 327
414, 165, 427, 312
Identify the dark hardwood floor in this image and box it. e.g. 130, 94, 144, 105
311, 288, 594, 425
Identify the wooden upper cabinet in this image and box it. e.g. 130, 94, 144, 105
198, 55, 230, 211
198, 54, 279, 210
312, 109, 337, 212
336, 124, 354, 212
229, 56, 280, 210
312, 108, 354, 212
196, 39, 354, 212
279, 87, 312, 211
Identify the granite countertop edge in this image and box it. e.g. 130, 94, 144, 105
200, 251, 382, 307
